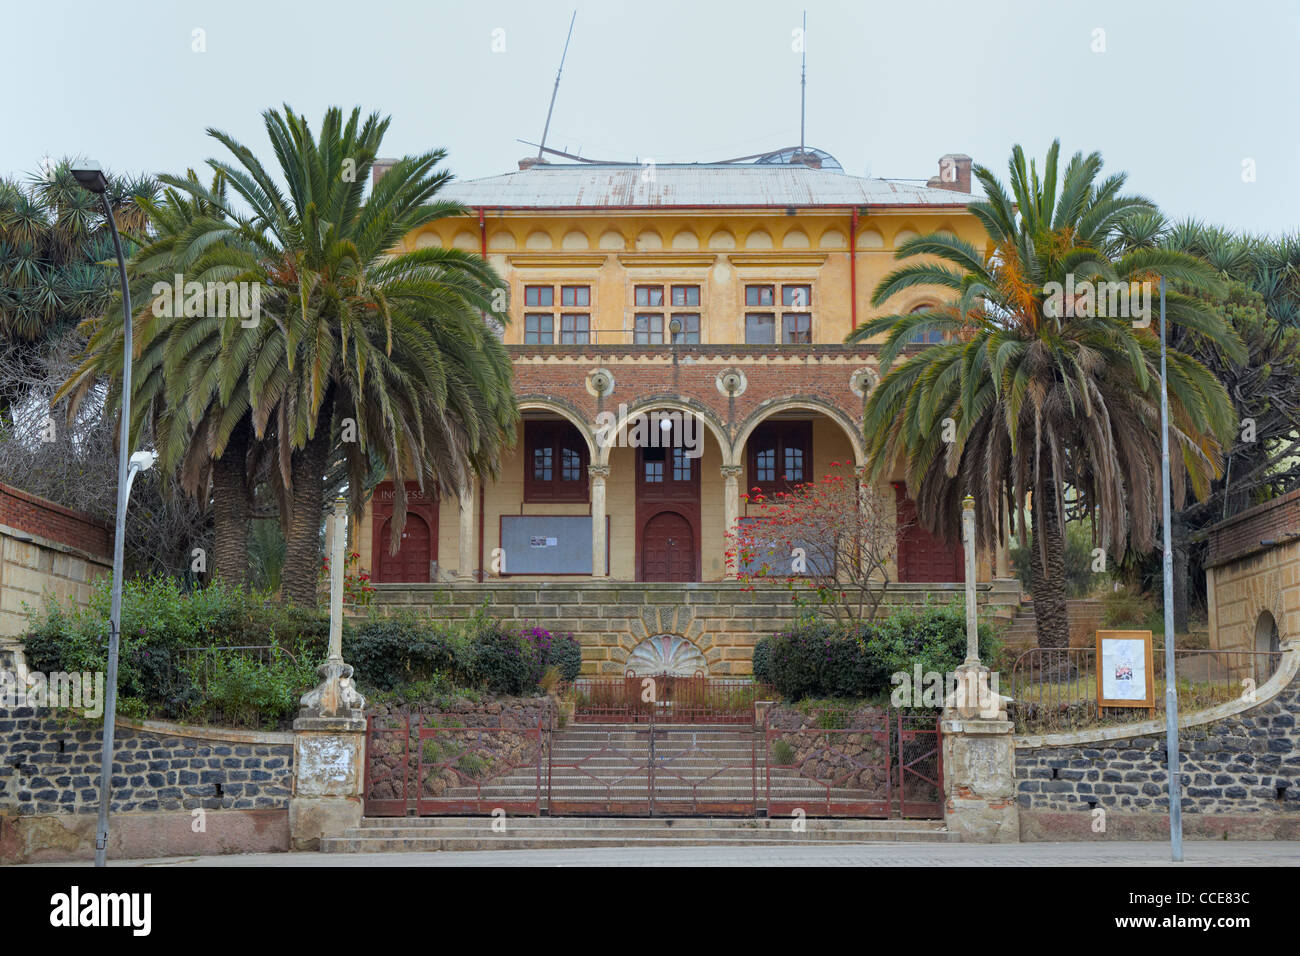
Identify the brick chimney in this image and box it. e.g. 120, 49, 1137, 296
371, 158, 398, 187
927, 153, 972, 193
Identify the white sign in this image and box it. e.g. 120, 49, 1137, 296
1100, 637, 1147, 702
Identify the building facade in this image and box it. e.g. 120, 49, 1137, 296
354, 148, 1011, 592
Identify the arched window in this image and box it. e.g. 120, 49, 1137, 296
524, 420, 589, 501
907, 303, 944, 345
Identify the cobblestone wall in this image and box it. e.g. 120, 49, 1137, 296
0, 712, 293, 815
1015, 663, 1299, 817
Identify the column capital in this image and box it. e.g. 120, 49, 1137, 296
588, 464, 611, 479
720, 465, 744, 480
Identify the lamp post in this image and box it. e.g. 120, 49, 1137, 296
71, 161, 154, 868
1157, 276, 1184, 862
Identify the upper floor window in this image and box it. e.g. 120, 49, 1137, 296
747, 421, 812, 496
635, 283, 701, 345
524, 420, 589, 502
523, 285, 590, 344
907, 304, 944, 345
746, 283, 813, 345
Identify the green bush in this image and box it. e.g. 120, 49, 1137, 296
470, 623, 541, 695
343, 611, 468, 691
756, 603, 999, 704
751, 636, 772, 684
187, 650, 318, 729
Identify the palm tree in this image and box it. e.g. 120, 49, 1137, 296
0, 160, 154, 422
852, 141, 1244, 648
85, 106, 517, 606
61, 170, 263, 587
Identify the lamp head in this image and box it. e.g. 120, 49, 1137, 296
129, 450, 157, 473
70, 161, 108, 194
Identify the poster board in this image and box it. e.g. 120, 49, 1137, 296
499, 515, 608, 575
1095, 629, 1155, 709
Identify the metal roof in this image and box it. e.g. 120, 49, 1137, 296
440, 163, 971, 210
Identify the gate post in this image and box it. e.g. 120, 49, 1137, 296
289, 498, 368, 849
939, 495, 1019, 842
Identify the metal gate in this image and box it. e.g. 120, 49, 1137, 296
364, 710, 941, 819
566, 673, 755, 724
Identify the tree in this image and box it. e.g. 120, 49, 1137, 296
725, 463, 902, 624
68, 106, 519, 605
0, 161, 154, 424
852, 141, 1244, 649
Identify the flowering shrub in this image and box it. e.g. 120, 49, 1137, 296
725, 462, 901, 623
320, 550, 376, 607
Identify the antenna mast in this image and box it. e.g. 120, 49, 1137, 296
799, 10, 807, 155
538, 10, 577, 160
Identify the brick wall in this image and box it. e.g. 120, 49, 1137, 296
369, 580, 1022, 676
0, 483, 112, 557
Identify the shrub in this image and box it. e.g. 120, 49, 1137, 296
343, 611, 467, 691
470, 623, 540, 695
187, 650, 318, 729
755, 603, 999, 704
751, 636, 772, 684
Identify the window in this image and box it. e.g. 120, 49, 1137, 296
745, 313, 775, 344
907, 304, 944, 345
523, 285, 589, 344
783, 313, 811, 344
672, 447, 692, 482
747, 421, 812, 495
746, 283, 812, 344
524, 421, 588, 501
643, 447, 665, 483
636, 284, 702, 345
635, 313, 664, 344
525, 314, 553, 344
560, 314, 590, 344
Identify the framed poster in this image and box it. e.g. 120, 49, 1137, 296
1095, 629, 1155, 709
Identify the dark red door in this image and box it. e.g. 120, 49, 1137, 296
641, 511, 695, 582
894, 485, 964, 583
378, 514, 431, 583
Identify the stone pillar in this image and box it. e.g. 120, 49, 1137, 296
590, 465, 609, 577
457, 481, 475, 580
290, 497, 367, 850
721, 465, 742, 580
962, 495, 979, 665
940, 712, 1020, 843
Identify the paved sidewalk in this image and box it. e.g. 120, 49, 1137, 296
29, 841, 1300, 867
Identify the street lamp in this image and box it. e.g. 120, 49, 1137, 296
71, 160, 152, 868
1158, 276, 1184, 863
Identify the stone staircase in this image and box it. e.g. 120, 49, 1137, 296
998, 597, 1107, 650
329, 722, 952, 851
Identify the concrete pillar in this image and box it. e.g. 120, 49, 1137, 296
457, 481, 475, 580
721, 465, 742, 580
290, 497, 367, 850
940, 713, 1020, 843
590, 465, 609, 577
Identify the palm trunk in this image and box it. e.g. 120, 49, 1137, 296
1031, 469, 1070, 650
1171, 509, 1189, 635
210, 417, 250, 588
280, 425, 331, 607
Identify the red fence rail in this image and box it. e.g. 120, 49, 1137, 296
562, 673, 757, 724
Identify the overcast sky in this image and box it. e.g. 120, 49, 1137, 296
5, 0, 1297, 235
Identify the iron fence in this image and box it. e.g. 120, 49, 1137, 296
561, 673, 758, 724
1008, 647, 1284, 733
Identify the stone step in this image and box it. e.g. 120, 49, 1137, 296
357, 815, 930, 830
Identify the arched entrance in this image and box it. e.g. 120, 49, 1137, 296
377, 513, 432, 583
640, 511, 696, 581
1254, 610, 1281, 685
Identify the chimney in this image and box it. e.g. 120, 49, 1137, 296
927, 153, 972, 193
518, 157, 550, 170
371, 158, 398, 187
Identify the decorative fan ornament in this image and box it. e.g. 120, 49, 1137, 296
625, 635, 707, 676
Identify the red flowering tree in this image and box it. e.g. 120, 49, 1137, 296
724, 462, 905, 624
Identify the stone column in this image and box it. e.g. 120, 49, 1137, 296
458, 481, 475, 581
290, 497, 367, 850
590, 465, 609, 577
940, 712, 1020, 843
721, 465, 742, 580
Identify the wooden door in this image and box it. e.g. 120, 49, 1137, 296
894, 485, 964, 583
641, 511, 695, 582
377, 513, 431, 583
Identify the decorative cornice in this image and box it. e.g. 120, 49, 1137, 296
726, 252, 829, 268
505, 254, 608, 268
617, 253, 718, 268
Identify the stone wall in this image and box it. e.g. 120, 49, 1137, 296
0, 484, 113, 637
1013, 644, 1300, 840
0, 713, 293, 816
369, 580, 1022, 676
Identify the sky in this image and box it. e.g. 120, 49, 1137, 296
4, 0, 1298, 236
